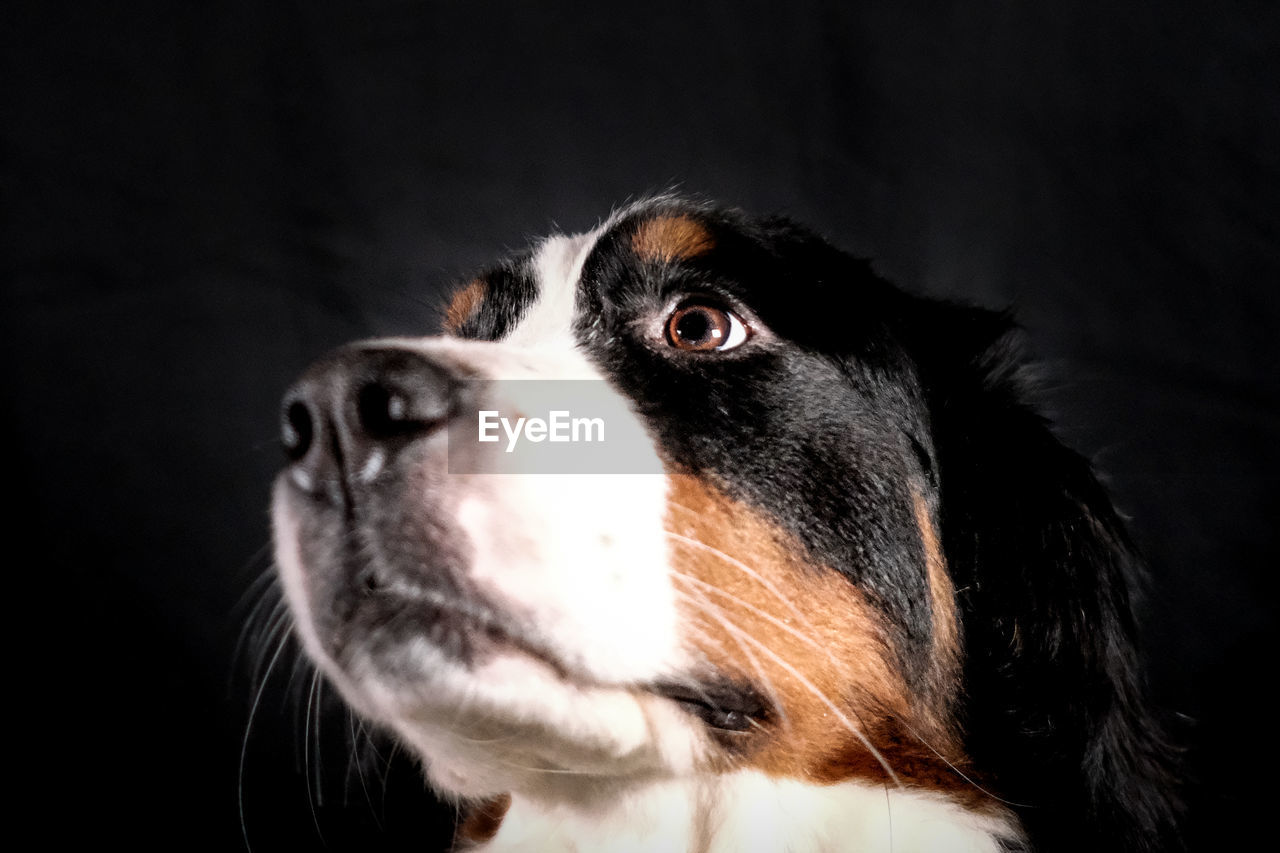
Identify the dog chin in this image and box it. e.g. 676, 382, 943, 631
334, 638, 705, 799
273, 476, 705, 799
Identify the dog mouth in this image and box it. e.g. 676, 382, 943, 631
649, 679, 770, 734
356, 582, 513, 664
336, 570, 575, 678
354, 582, 765, 712
331, 561, 770, 736
279, 472, 765, 743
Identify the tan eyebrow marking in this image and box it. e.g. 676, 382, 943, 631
442, 278, 487, 334
631, 214, 715, 264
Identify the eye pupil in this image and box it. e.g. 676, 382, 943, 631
675, 310, 715, 346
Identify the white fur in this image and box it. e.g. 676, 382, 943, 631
482, 771, 1015, 852
504, 232, 594, 347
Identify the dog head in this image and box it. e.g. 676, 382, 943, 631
271, 196, 1179, 848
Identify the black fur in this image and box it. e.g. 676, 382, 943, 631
901, 301, 1186, 852
451, 251, 540, 340
735, 207, 1185, 851
442, 195, 1183, 849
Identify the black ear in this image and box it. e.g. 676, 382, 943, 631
898, 300, 1183, 852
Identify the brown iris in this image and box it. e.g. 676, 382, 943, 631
665, 304, 745, 351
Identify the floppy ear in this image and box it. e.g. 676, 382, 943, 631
899, 301, 1183, 852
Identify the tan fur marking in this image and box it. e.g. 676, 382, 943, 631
443, 278, 487, 334
665, 474, 983, 800
631, 215, 715, 264
913, 489, 962, 712
666, 474, 905, 782
455, 793, 511, 848
803, 490, 988, 806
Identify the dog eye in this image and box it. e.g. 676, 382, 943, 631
665, 303, 750, 352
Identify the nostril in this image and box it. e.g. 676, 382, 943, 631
280, 348, 457, 495
355, 565, 381, 594
281, 399, 314, 462
356, 381, 425, 440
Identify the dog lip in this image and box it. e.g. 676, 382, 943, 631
354, 580, 575, 678
649, 679, 769, 732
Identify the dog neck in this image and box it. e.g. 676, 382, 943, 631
470, 770, 1019, 852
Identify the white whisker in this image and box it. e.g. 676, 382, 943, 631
663, 525, 826, 645
755, 636, 900, 786
895, 717, 1030, 807
671, 586, 791, 731
304, 670, 325, 834
347, 709, 384, 827
672, 569, 826, 652
239, 623, 294, 853
686, 601, 904, 789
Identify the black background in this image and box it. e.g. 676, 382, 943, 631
6, 1, 1277, 850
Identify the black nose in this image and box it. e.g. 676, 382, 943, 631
280, 345, 458, 502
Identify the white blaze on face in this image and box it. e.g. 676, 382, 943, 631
503, 232, 591, 348
272, 227, 697, 796
459, 232, 682, 682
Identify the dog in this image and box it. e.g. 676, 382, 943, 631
271, 195, 1181, 851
